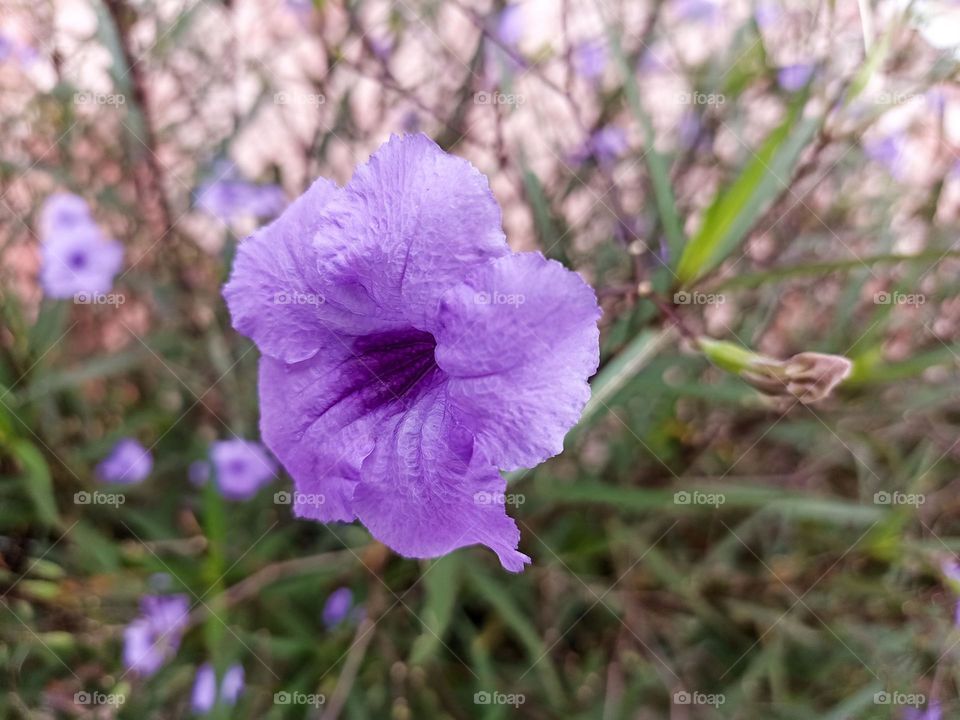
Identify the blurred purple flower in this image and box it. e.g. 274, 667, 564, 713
39, 193, 123, 299
903, 700, 941, 720
196, 171, 286, 224
96, 438, 153, 485
484, 4, 525, 85
777, 63, 814, 92
678, 112, 702, 149
223, 134, 600, 571
322, 587, 354, 627
123, 594, 189, 676
865, 133, 907, 180
0, 34, 13, 63
942, 558, 960, 584
573, 40, 607, 81
755, 1, 782, 28
210, 439, 277, 500
672, 0, 721, 22
189, 460, 211, 486
571, 125, 629, 167
192, 663, 244, 713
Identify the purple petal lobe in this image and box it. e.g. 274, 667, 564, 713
352, 385, 530, 572
191, 663, 217, 713
432, 253, 601, 470
315, 134, 510, 330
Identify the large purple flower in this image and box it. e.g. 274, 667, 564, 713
223, 134, 601, 571
38, 193, 123, 299
122, 594, 190, 676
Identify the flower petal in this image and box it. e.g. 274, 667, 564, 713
432, 252, 601, 470
223, 177, 405, 364
315, 133, 510, 329
352, 385, 530, 572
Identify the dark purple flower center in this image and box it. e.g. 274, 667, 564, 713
67, 250, 88, 270
349, 328, 441, 413
226, 458, 247, 476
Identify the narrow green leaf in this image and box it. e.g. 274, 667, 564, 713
676, 106, 822, 284
410, 554, 462, 664
10, 439, 60, 527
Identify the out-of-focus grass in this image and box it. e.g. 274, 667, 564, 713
2, 1, 960, 718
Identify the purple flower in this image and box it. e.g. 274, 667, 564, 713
571, 125, 629, 167
96, 438, 153, 484
672, 0, 721, 22
322, 587, 354, 627
755, 1, 782, 28
484, 4, 525, 85
192, 663, 244, 713
223, 134, 601, 571
777, 63, 814, 92
123, 594, 190, 676
210, 439, 277, 500
196, 169, 286, 224
903, 700, 942, 720
573, 40, 607, 81
865, 133, 907, 179
39, 193, 123, 299
189, 460, 211, 486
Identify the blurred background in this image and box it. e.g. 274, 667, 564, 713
2, 0, 960, 717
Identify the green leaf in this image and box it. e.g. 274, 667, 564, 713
409, 554, 462, 665
676, 105, 822, 284
10, 439, 60, 527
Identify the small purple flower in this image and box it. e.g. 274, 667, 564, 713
223, 134, 601, 571
210, 439, 277, 500
777, 63, 814, 92
672, 0, 721, 22
96, 438, 153, 484
189, 460, 211, 486
571, 125, 629, 167
192, 663, 244, 713
39, 193, 123, 299
573, 40, 607, 81
754, 1, 782, 28
123, 594, 190, 676
903, 700, 942, 720
196, 170, 287, 224
322, 587, 354, 627
484, 4, 525, 85
942, 558, 960, 584
865, 133, 907, 180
